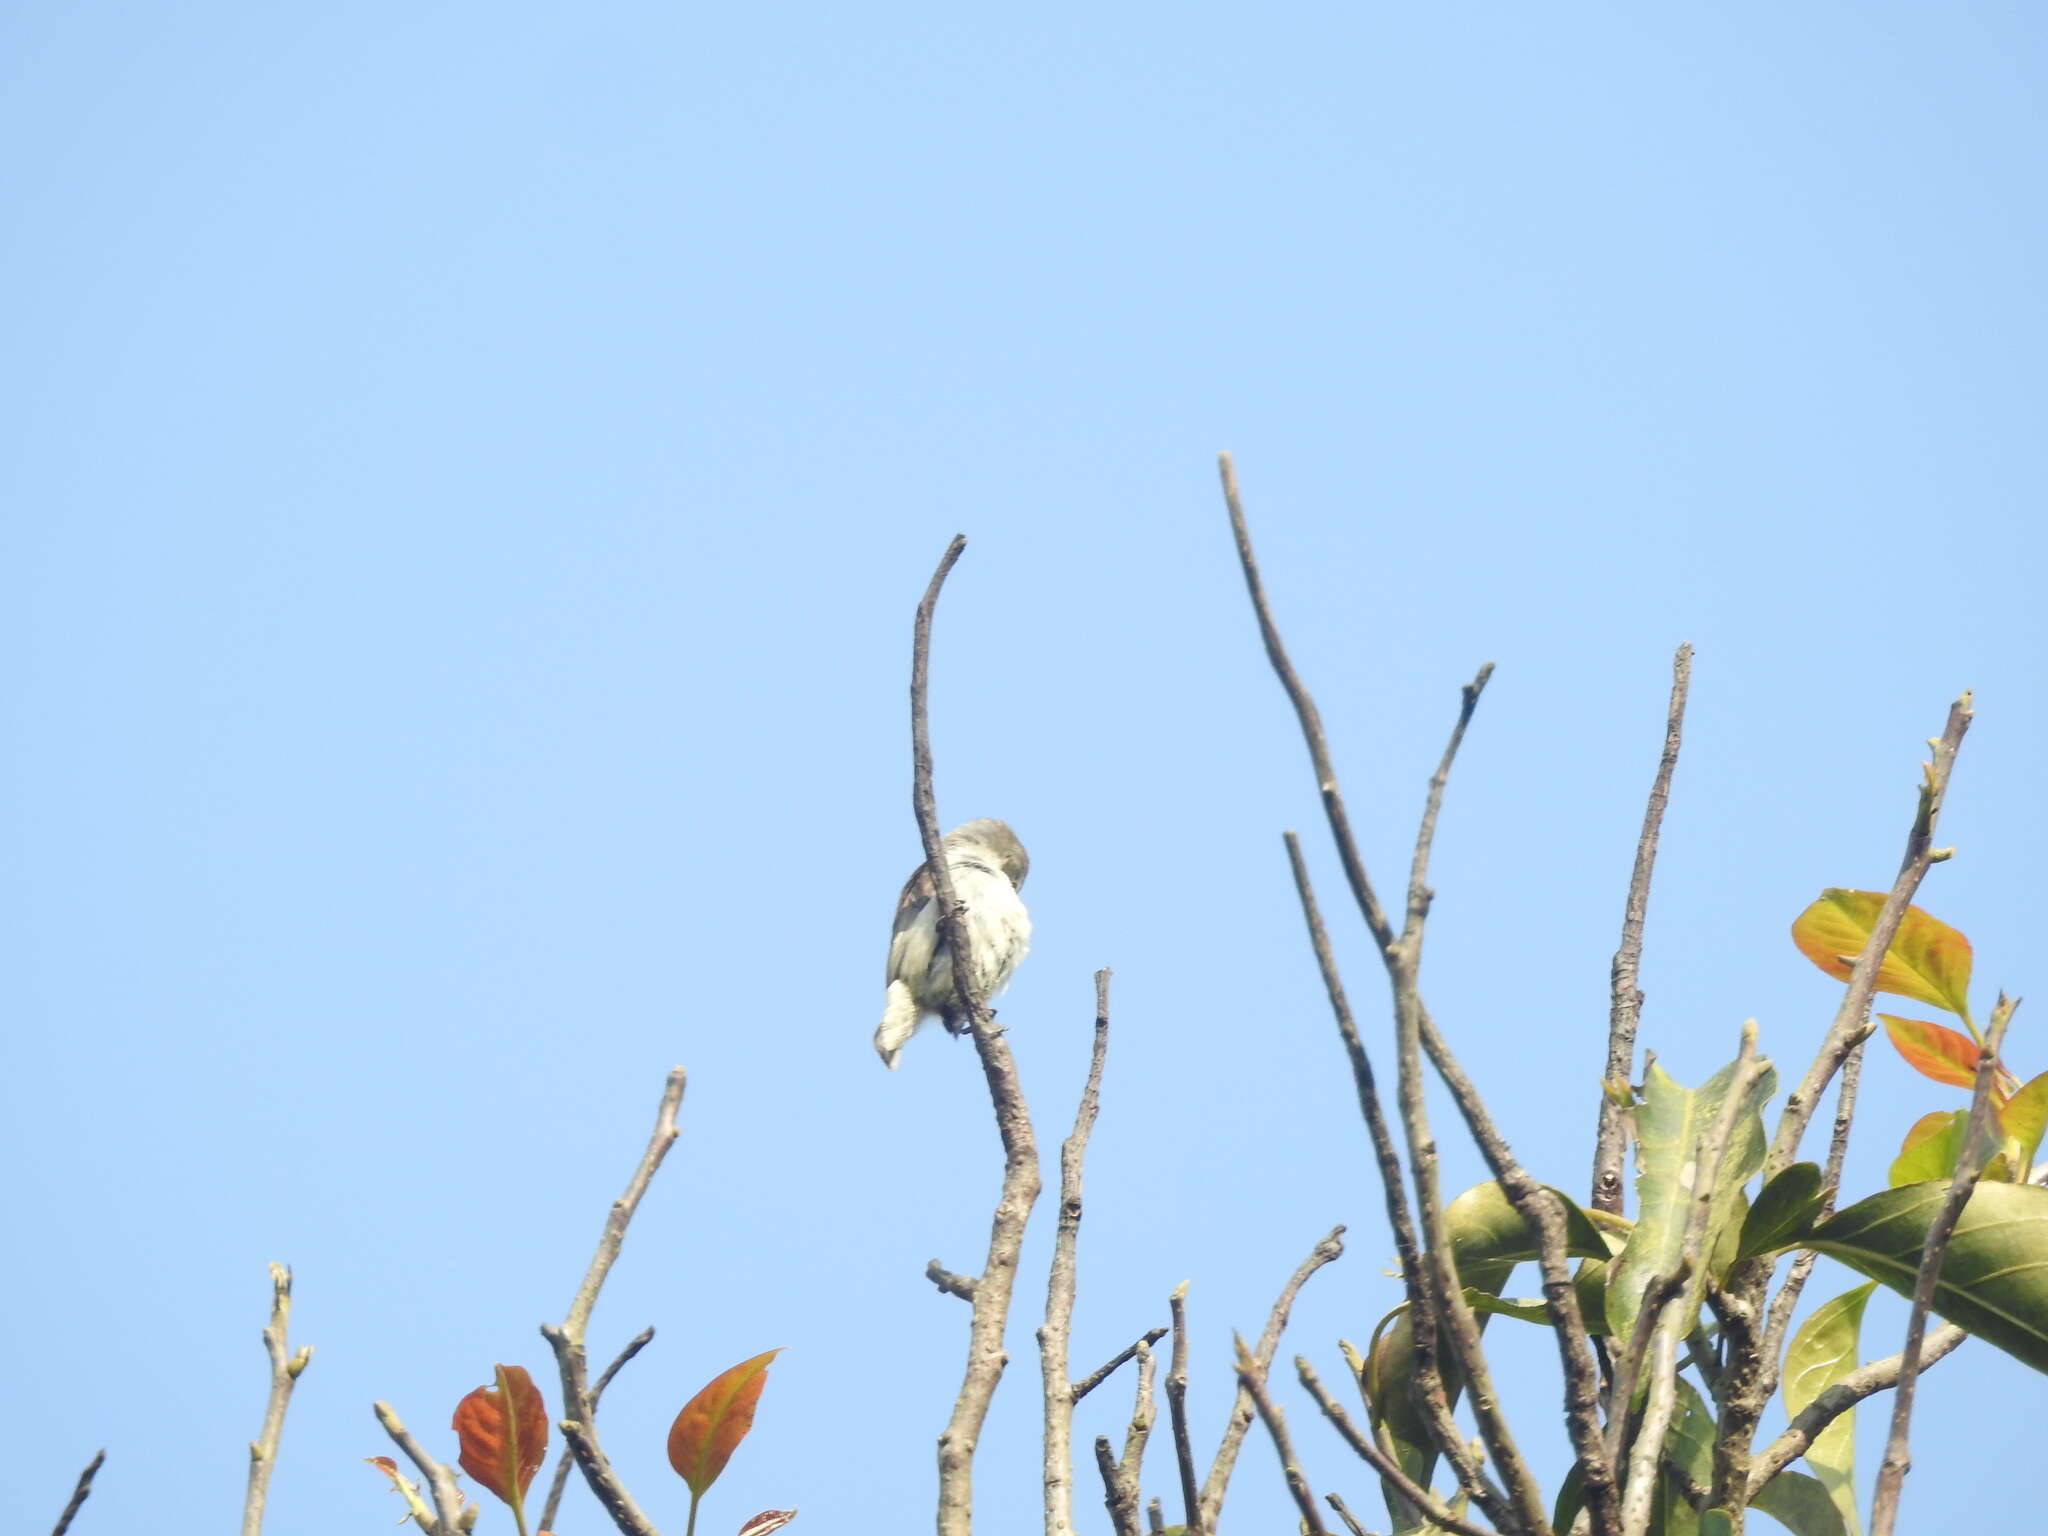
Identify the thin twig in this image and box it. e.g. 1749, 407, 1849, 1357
912, 537, 1046, 1536
1095, 1341, 1158, 1536
1326, 1490, 1379, 1536
1234, 1334, 1329, 1536
374, 1402, 469, 1536
537, 1327, 655, 1534
1746, 1322, 1965, 1492
1296, 1356, 1502, 1536
1041, 973, 1112, 1536
1197, 1224, 1345, 1528
1714, 696, 1973, 1520
1146, 1496, 1165, 1533
1284, 835, 1497, 1517
1096, 1438, 1140, 1536
1074, 1328, 1169, 1405
925, 1260, 979, 1301
1593, 644, 1691, 1215
240, 1263, 312, 1536
1870, 996, 2015, 1536
1166, 1284, 1204, 1536
1604, 1268, 1689, 1463
1223, 453, 1615, 1534
51, 1450, 104, 1536
542, 1068, 685, 1536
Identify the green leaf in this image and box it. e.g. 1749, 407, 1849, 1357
2000, 1071, 2048, 1176
1740, 1163, 1825, 1258
1443, 1179, 1614, 1276
1807, 1181, 2048, 1373
1789, 890, 1973, 1019
1888, 1111, 1966, 1188
1699, 1513, 1735, 1536
1781, 1282, 1875, 1536
1608, 1057, 1776, 1348
1752, 1469, 1851, 1536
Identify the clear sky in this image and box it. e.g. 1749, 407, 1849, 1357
5, 5, 2044, 1534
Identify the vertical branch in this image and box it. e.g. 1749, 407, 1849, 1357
1591, 643, 1692, 1215
541, 1068, 685, 1536
913, 537, 1046, 1536
1166, 1284, 1205, 1535
1870, 996, 2016, 1536
374, 1402, 470, 1536
1235, 1335, 1330, 1536
241, 1263, 312, 1536
1094, 1341, 1158, 1536
1040, 972, 1112, 1536
51, 1450, 105, 1536
537, 1327, 656, 1534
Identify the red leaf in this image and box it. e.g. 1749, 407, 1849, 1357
1880, 1015, 1980, 1090
738, 1511, 798, 1535
451, 1364, 549, 1508
667, 1349, 782, 1498
1790, 891, 1974, 1018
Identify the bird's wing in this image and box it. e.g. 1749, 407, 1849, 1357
891, 860, 935, 938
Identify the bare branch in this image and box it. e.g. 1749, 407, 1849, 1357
1284, 835, 1495, 1514
912, 537, 1046, 1536
240, 1263, 311, 1536
1096, 1437, 1140, 1536
1326, 1490, 1380, 1536
542, 1068, 685, 1536
1234, 1334, 1329, 1535
1297, 1356, 1502, 1536
927, 1260, 978, 1302
373, 1401, 469, 1536
1871, 996, 2015, 1536
1604, 1269, 1689, 1465
1041, 973, 1112, 1536
1146, 1496, 1166, 1533
1715, 694, 1973, 1519
1095, 1341, 1158, 1536
1592, 643, 1691, 1214
1223, 453, 1616, 1534
1074, 1328, 1169, 1405
51, 1450, 104, 1536
1747, 1324, 1966, 1494
1165, 1284, 1205, 1535
1198, 1225, 1345, 1527
538, 1327, 655, 1534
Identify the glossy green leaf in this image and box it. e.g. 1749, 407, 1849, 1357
1608, 1057, 1776, 1349
1808, 1180, 2048, 1373
1781, 1282, 1874, 1536
1888, 1111, 1965, 1188
1789, 890, 1973, 1019
1739, 1163, 1825, 1259
1752, 1470, 1851, 1536
2000, 1071, 2048, 1175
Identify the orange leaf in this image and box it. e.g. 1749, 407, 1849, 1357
1880, 1015, 1980, 1089
451, 1364, 549, 1508
668, 1349, 782, 1498
1790, 890, 1973, 1018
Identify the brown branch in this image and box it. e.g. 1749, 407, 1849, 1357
912, 537, 1046, 1536
1074, 1328, 1169, 1405
1284, 835, 1496, 1515
51, 1450, 104, 1536
1198, 1225, 1345, 1528
1871, 996, 2015, 1536
1297, 1356, 1503, 1536
1746, 1323, 1965, 1493
1714, 695, 1973, 1520
1223, 454, 1615, 1534
1166, 1284, 1205, 1535
1591, 644, 1691, 1215
1095, 1438, 1140, 1536
541, 1067, 685, 1536
240, 1263, 312, 1536
1326, 1490, 1379, 1536
1146, 1496, 1166, 1532
1234, 1335, 1329, 1535
926, 1260, 978, 1302
373, 1402, 469, 1536
1041, 973, 1112, 1536
1095, 1340, 1159, 1536
1604, 1268, 1689, 1464
537, 1326, 655, 1534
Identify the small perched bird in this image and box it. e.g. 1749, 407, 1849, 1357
874, 818, 1032, 1069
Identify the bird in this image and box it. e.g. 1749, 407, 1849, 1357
874, 818, 1032, 1069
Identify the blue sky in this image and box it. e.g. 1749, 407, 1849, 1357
5, 4, 2044, 1533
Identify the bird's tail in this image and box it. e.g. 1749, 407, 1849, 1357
875, 979, 920, 1070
